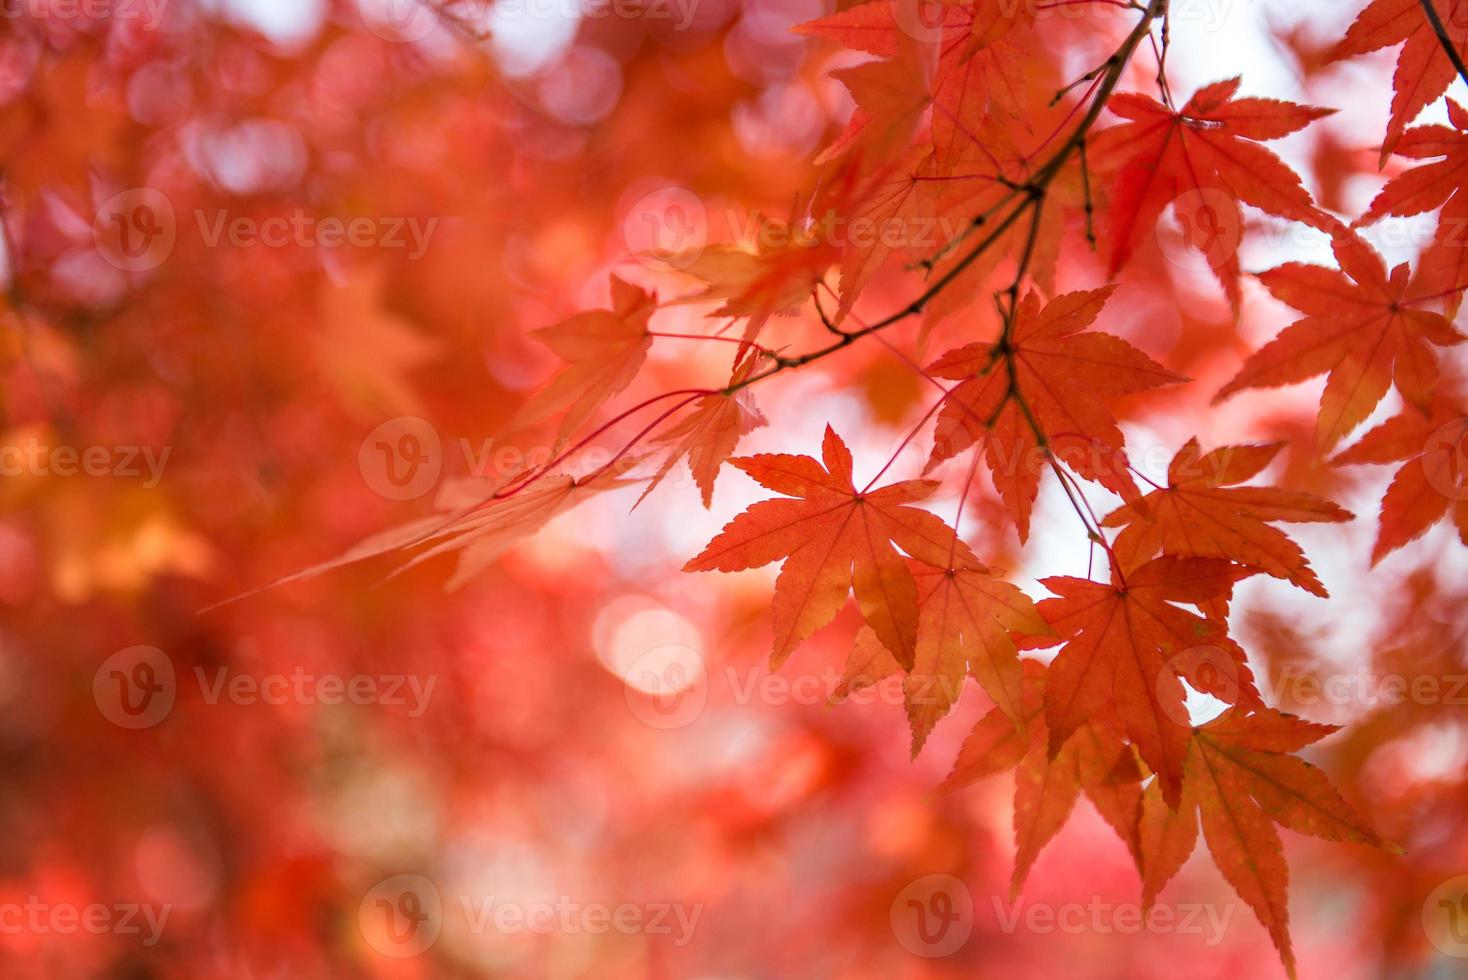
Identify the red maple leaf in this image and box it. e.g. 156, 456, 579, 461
1331, 0, 1468, 162
1356, 97, 1468, 318
1102, 439, 1353, 598
1088, 78, 1331, 312
1333, 393, 1468, 562
926, 286, 1185, 540
1215, 220, 1465, 449
1142, 705, 1397, 978
683, 425, 965, 668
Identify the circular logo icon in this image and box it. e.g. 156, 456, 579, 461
890, 873, 973, 957
93, 188, 177, 273
360, 874, 443, 958
357, 0, 439, 42
891, 0, 948, 44
1158, 646, 1242, 728
1157, 187, 1242, 275
359, 416, 443, 501
1423, 417, 1468, 501
623, 644, 708, 730
622, 186, 708, 271
1423, 875, 1468, 958
94, 645, 176, 729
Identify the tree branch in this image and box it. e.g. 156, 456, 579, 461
1420, 0, 1468, 92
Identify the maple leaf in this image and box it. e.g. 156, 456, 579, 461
1215, 220, 1465, 449
1356, 98, 1468, 317
215, 464, 645, 607
1033, 555, 1260, 809
513, 274, 655, 439
1088, 78, 1331, 312
926, 286, 1185, 541
905, 555, 1052, 755
813, 26, 934, 168
683, 425, 964, 669
1102, 438, 1353, 598
315, 267, 442, 417
1331, 0, 1468, 162
661, 213, 833, 340
1334, 394, 1468, 562
1141, 705, 1397, 979
831, 623, 904, 702
935, 661, 1144, 893
637, 359, 766, 509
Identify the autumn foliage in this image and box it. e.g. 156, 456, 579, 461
6, 0, 1468, 977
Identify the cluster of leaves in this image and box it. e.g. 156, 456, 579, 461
306, 2, 1468, 975
5, 0, 1468, 975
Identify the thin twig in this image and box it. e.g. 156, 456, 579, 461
1420, 0, 1468, 92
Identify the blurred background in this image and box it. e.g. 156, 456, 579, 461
0, 0, 1466, 976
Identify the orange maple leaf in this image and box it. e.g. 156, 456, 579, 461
1331, 0, 1468, 162
905, 555, 1052, 755
935, 661, 1144, 894
683, 425, 964, 669
637, 359, 767, 508
1032, 555, 1259, 809
1333, 393, 1468, 562
1102, 439, 1353, 598
1215, 221, 1465, 449
661, 213, 833, 341
926, 286, 1185, 541
1088, 78, 1331, 312
513, 274, 655, 439
1141, 705, 1397, 979
1356, 97, 1468, 317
